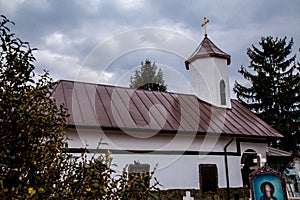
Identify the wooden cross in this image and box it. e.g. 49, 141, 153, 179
201, 17, 209, 36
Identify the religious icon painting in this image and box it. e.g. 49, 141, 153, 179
249, 165, 287, 200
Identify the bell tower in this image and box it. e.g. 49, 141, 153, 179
185, 18, 231, 108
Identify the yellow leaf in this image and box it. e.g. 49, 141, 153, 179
103, 185, 108, 193
28, 187, 36, 197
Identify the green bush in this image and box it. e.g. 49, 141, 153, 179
0, 15, 160, 200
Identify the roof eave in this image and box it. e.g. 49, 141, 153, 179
185, 53, 231, 70
66, 125, 283, 139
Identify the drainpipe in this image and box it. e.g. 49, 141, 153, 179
224, 138, 234, 200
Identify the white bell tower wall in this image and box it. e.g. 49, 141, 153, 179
189, 56, 231, 108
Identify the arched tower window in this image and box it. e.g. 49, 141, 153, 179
220, 80, 226, 105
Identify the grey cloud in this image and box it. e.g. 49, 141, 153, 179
0, 0, 299, 98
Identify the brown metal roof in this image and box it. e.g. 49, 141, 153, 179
185, 36, 231, 69
51, 80, 283, 138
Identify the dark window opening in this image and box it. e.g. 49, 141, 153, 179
199, 164, 218, 193
128, 162, 150, 188
241, 149, 258, 187
220, 80, 226, 105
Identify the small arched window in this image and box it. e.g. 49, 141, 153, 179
220, 80, 226, 105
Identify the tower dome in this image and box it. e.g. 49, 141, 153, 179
185, 35, 231, 69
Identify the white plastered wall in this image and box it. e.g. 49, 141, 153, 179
189, 57, 231, 108
66, 128, 268, 189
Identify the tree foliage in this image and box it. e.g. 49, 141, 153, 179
0, 14, 70, 199
0, 15, 160, 199
129, 59, 167, 92
234, 36, 300, 151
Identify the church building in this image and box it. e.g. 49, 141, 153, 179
51, 21, 283, 198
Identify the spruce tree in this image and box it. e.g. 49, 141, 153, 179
129, 59, 167, 92
234, 36, 300, 152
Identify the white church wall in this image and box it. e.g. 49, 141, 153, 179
66, 128, 268, 189
125, 153, 260, 189
66, 128, 238, 153
189, 57, 231, 108
240, 141, 267, 159
79, 153, 243, 189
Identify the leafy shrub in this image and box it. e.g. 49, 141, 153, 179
0, 15, 160, 200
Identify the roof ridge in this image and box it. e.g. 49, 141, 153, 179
57, 79, 197, 96
56, 80, 238, 110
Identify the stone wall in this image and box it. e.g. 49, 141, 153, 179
152, 187, 250, 200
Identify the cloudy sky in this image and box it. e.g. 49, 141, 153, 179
1, 0, 299, 97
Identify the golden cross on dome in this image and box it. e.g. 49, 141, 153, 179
201, 17, 209, 36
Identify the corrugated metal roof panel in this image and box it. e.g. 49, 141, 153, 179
134, 90, 166, 130
51, 80, 283, 138
94, 85, 112, 127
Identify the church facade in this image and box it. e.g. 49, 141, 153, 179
51, 32, 283, 196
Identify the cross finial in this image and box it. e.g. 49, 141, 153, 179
201, 17, 209, 37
